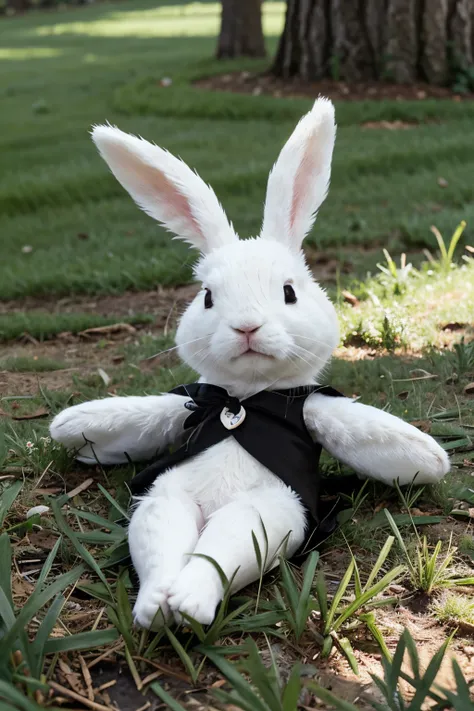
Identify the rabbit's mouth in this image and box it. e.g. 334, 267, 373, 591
239, 348, 274, 360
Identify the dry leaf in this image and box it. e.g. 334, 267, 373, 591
341, 290, 360, 307
79, 322, 136, 337
12, 407, 49, 420
57, 660, 87, 696
410, 419, 432, 433
0, 406, 49, 420
437, 177, 448, 187
397, 391, 409, 400
28, 530, 59, 550
464, 383, 474, 395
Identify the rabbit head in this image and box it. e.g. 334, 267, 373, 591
91, 98, 339, 396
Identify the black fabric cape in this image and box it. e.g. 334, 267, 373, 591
130, 383, 351, 553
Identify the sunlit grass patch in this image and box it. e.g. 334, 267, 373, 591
432, 591, 474, 626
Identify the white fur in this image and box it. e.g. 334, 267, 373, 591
50, 99, 449, 629
91, 125, 237, 253
261, 97, 336, 250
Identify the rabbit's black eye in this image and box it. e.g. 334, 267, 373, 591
284, 284, 297, 304
204, 288, 213, 309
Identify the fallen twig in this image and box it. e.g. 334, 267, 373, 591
49, 680, 114, 711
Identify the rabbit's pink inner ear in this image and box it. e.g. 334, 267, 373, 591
290, 124, 330, 241
148, 168, 204, 242
106, 143, 205, 244
290, 149, 316, 236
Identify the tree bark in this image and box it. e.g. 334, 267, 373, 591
272, 0, 474, 84
6, 0, 30, 11
217, 0, 266, 59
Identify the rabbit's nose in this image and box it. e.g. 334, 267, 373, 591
232, 324, 262, 335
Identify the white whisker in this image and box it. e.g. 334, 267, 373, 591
143, 336, 208, 361
290, 343, 328, 365
288, 333, 336, 350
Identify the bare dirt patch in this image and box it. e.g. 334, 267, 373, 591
195, 71, 473, 103
0, 284, 199, 321
0, 286, 201, 396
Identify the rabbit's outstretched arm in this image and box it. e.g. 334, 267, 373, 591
50, 394, 189, 465
304, 393, 449, 486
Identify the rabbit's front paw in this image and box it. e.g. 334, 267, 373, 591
133, 583, 172, 630
50, 400, 120, 447
50, 399, 130, 463
168, 563, 222, 626
409, 433, 450, 484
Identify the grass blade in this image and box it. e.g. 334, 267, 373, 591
408, 633, 454, 710
0, 679, 44, 711
336, 635, 359, 674
200, 645, 269, 711
50, 498, 111, 593
0, 583, 16, 630
190, 553, 229, 587
314, 570, 328, 624
332, 565, 405, 632
31, 594, 64, 676
447, 220, 467, 263
279, 557, 300, 616
295, 550, 319, 638
36, 536, 61, 588
0, 533, 13, 607
359, 612, 391, 661
44, 627, 119, 654
308, 682, 359, 711
282, 663, 302, 711
150, 681, 188, 711
0, 481, 23, 527
2, 565, 84, 653
404, 628, 420, 680
384, 510, 416, 577
324, 558, 354, 635
364, 536, 395, 592
165, 627, 199, 684
98, 483, 130, 521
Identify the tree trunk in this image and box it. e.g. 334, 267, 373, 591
217, 0, 266, 59
6, 0, 30, 12
272, 0, 474, 84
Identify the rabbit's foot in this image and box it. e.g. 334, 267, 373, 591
50, 399, 127, 461
168, 563, 222, 626
133, 581, 173, 630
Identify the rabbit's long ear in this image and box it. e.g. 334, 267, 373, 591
91, 125, 237, 253
260, 98, 336, 251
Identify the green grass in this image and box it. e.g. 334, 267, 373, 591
1, 253, 474, 707
2, 0, 474, 706
2, 0, 474, 301
0, 355, 66, 371
432, 592, 474, 626
0, 312, 153, 341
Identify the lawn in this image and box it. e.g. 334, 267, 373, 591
1, 1, 474, 709
2, 0, 474, 304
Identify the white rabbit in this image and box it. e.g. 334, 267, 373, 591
50, 98, 449, 629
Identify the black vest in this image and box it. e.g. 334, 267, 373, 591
130, 383, 348, 554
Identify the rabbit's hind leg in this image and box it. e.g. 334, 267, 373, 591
167, 483, 307, 626
130, 474, 204, 630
